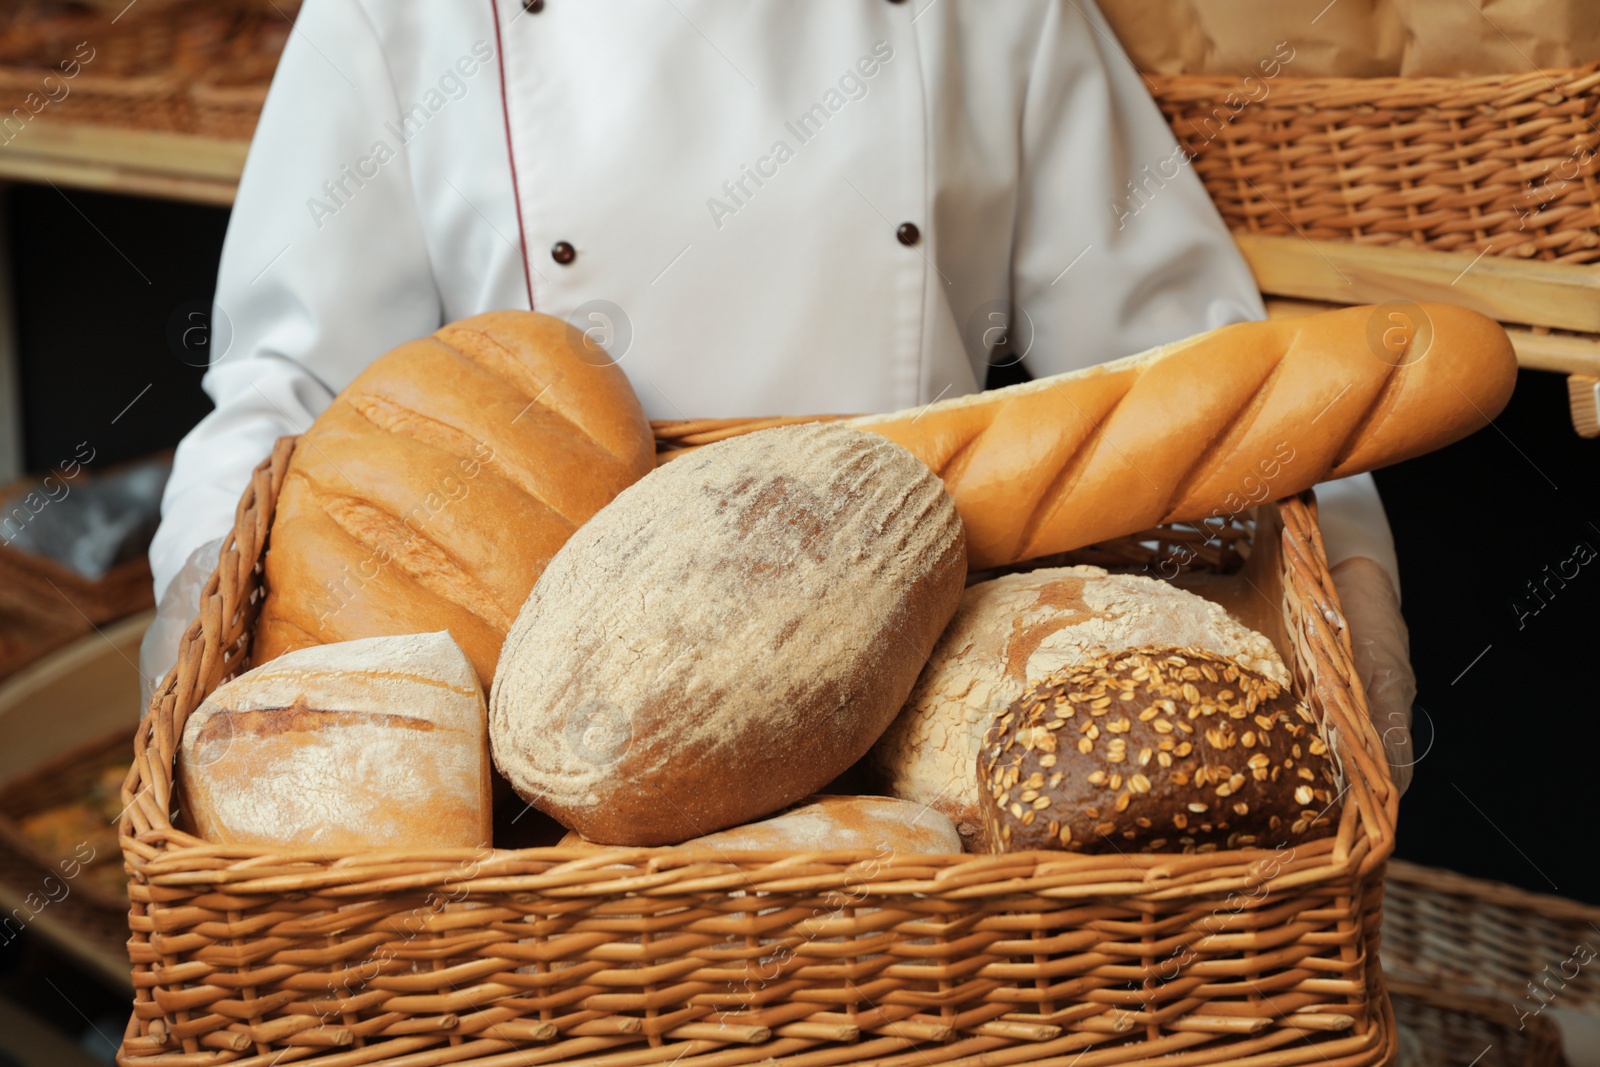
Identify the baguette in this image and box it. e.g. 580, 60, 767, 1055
658, 303, 1515, 569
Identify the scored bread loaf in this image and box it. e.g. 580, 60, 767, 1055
490, 423, 967, 846
253, 311, 654, 686
658, 303, 1516, 568
177, 632, 491, 849
979, 647, 1339, 854
871, 566, 1287, 849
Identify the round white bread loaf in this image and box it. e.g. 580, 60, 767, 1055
178, 631, 491, 849
870, 566, 1288, 849
490, 423, 967, 846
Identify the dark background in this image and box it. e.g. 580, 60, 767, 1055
9, 185, 221, 472
8, 186, 1598, 909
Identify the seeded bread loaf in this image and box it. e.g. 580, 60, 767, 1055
253, 311, 655, 687
979, 646, 1339, 854
178, 632, 492, 849
490, 423, 967, 846
871, 566, 1287, 849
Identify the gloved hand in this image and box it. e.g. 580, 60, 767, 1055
1330, 556, 1416, 795
138, 536, 225, 715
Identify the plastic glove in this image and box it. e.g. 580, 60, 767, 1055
138, 536, 225, 715
1330, 556, 1416, 796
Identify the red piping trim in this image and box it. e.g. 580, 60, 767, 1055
489, 0, 535, 310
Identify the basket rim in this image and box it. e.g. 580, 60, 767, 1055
120, 431, 1397, 896
1387, 856, 1600, 923
1144, 59, 1600, 92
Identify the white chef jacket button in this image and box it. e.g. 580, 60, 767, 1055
896, 222, 921, 246
551, 241, 576, 265
522, 0, 545, 12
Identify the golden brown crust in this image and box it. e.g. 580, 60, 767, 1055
254, 311, 654, 686
845, 303, 1515, 568
979, 646, 1339, 854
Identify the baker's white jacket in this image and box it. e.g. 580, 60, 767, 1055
151, 0, 1398, 602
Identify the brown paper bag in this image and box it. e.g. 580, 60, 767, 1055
1094, 0, 1600, 76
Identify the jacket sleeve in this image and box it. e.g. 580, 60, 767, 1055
1010, 0, 1400, 594
148, 0, 444, 602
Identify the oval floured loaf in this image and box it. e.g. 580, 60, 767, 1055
871, 566, 1288, 849
178, 631, 491, 849
489, 422, 967, 845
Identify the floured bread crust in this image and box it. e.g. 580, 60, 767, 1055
490, 423, 966, 846
677, 795, 962, 854
870, 566, 1287, 849
178, 631, 491, 849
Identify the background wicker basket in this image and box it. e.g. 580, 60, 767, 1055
0, 0, 294, 141
117, 429, 1400, 1067
1149, 65, 1600, 264
1383, 858, 1600, 1024
1387, 979, 1567, 1067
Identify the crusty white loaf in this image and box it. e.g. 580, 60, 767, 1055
490, 423, 966, 846
676, 795, 961, 854
178, 632, 491, 849
558, 795, 962, 855
871, 566, 1287, 849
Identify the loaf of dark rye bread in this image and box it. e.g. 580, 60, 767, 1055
871, 566, 1289, 850
979, 646, 1340, 854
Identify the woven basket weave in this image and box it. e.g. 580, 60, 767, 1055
1379, 859, 1600, 1066
0, 0, 293, 141
1387, 979, 1566, 1067
119, 428, 1400, 1067
1383, 858, 1600, 1021
1148, 65, 1600, 263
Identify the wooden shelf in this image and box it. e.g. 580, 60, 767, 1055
0, 119, 246, 205
1265, 298, 1600, 377
1, 123, 1596, 380
1238, 233, 1600, 336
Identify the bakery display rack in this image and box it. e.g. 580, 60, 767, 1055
0, 0, 294, 203
0, 611, 148, 992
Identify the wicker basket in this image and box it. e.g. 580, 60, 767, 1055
1383, 859, 1600, 1021
1379, 859, 1600, 1066
189, 80, 270, 141
1148, 65, 1600, 264
1386, 979, 1566, 1067
0, 0, 295, 140
118, 430, 1400, 1067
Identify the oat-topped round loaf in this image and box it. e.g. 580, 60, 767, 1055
490, 422, 967, 846
979, 646, 1340, 854
872, 567, 1287, 848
